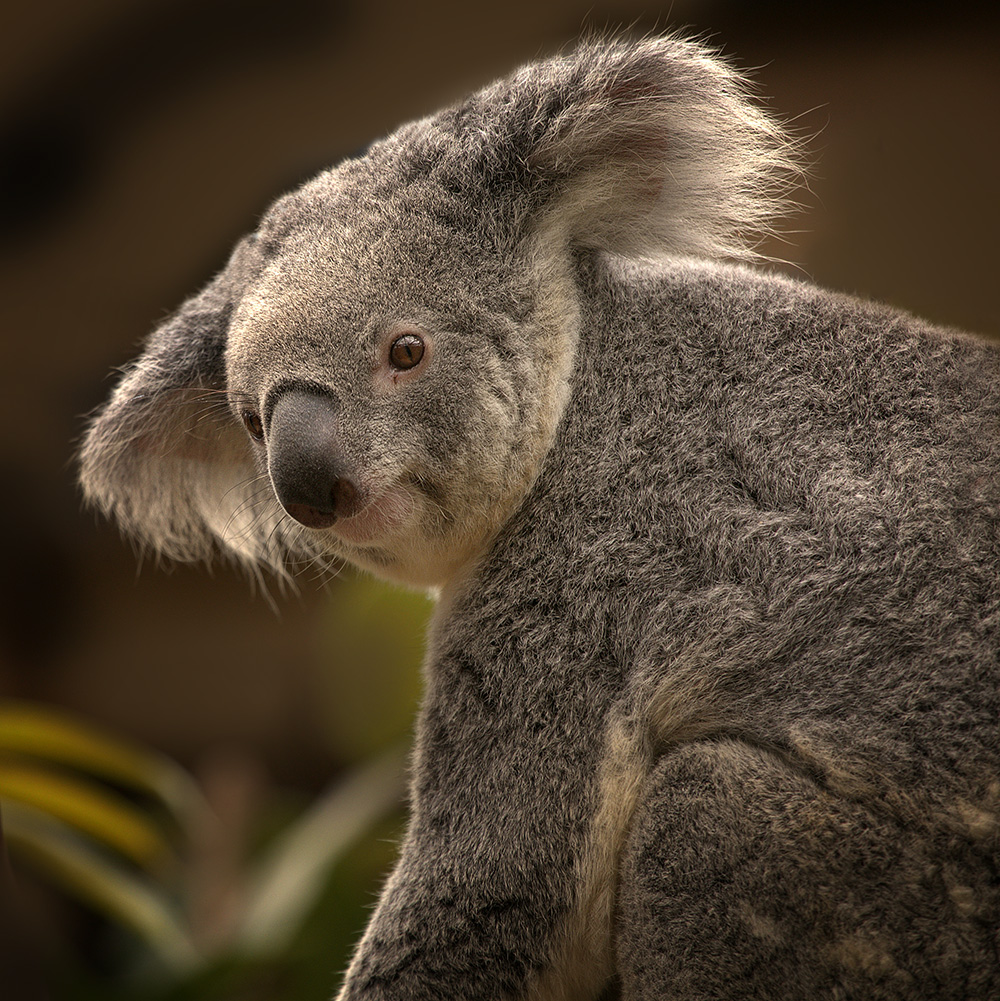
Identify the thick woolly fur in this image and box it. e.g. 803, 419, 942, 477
81, 35, 999, 1001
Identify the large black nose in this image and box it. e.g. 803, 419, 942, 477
267, 389, 362, 529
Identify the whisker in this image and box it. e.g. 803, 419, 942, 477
221, 483, 272, 533
221, 473, 272, 508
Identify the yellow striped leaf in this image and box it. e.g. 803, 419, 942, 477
0, 701, 201, 823
0, 762, 172, 870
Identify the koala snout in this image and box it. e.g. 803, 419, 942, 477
267, 389, 362, 529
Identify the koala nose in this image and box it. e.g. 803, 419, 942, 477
267, 389, 362, 529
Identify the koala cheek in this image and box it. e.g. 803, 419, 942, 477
267, 388, 363, 528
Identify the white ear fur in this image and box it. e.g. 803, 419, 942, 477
80, 382, 254, 564
79, 237, 297, 570
491, 36, 801, 262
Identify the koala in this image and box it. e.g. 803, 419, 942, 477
80, 35, 1000, 1001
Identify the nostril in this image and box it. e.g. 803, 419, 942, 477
283, 503, 339, 530
281, 476, 362, 529
331, 476, 359, 516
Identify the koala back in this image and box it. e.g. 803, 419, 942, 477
486, 253, 1000, 799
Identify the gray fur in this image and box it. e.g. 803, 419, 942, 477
80, 35, 1000, 1000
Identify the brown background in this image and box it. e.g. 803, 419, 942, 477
1, 0, 998, 787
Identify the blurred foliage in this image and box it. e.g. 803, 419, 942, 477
0, 573, 433, 999
0, 700, 203, 971
319, 575, 433, 761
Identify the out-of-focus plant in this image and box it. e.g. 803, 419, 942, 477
0, 698, 203, 971
0, 700, 407, 997
0, 573, 430, 999
319, 574, 432, 762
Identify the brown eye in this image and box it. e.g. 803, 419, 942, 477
242, 410, 264, 440
389, 333, 425, 370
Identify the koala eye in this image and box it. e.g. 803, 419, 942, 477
389, 333, 425, 371
242, 409, 264, 441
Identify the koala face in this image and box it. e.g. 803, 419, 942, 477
226, 153, 579, 587
221, 209, 551, 585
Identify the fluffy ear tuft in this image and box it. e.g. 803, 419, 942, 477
79, 237, 292, 570
80, 380, 253, 565
465, 35, 803, 262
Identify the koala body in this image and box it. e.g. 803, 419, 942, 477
81, 37, 1000, 1001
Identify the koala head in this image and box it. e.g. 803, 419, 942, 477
80, 36, 796, 589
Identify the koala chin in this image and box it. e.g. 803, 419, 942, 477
81, 34, 1000, 1001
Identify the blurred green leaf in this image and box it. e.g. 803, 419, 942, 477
0, 701, 202, 824
3, 800, 199, 973
236, 744, 406, 956
0, 660, 413, 999
0, 761, 173, 870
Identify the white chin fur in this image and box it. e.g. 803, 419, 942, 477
327, 485, 416, 546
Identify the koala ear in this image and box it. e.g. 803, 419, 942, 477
465, 35, 799, 262
79, 235, 277, 567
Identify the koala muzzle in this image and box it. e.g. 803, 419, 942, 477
267, 389, 362, 529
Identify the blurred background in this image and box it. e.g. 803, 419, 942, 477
1, 1, 997, 998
